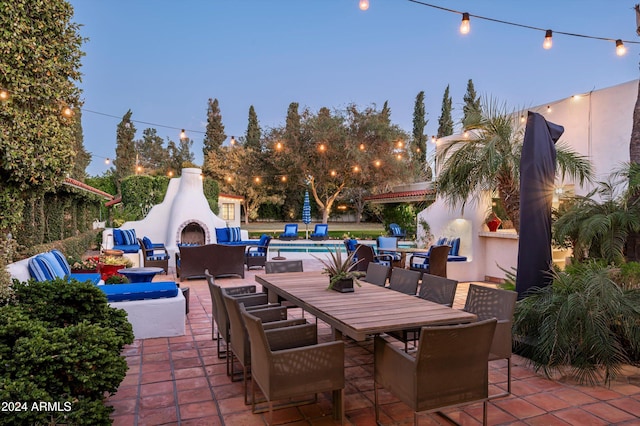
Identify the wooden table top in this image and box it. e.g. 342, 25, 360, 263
256, 271, 476, 342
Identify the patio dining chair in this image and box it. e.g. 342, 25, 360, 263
241, 307, 345, 425
362, 262, 390, 286
463, 284, 518, 398
387, 267, 421, 295
245, 234, 272, 270
389, 274, 459, 351
265, 260, 305, 317
374, 319, 497, 426
205, 270, 274, 374
222, 291, 311, 404
352, 244, 390, 272
278, 223, 299, 240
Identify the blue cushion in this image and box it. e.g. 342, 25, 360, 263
28, 257, 57, 281
281, 224, 297, 236
247, 252, 266, 257
68, 273, 102, 284
410, 262, 430, 270
215, 227, 230, 243
50, 249, 71, 275
447, 255, 467, 262
345, 239, 358, 252
113, 229, 125, 246
257, 234, 270, 252
147, 254, 169, 261
121, 229, 137, 245
39, 252, 66, 278
99, 281, 179, 302
112, 244, 140, 254
229, 227, 242, 242
142, 236, 153, 249
449, 238, 461, 256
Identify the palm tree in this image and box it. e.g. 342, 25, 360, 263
435, 98, 593, 233
553, 163, 640, 264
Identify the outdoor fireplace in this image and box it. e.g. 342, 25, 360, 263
104, 168, 226, 268
179, 221, 207, 246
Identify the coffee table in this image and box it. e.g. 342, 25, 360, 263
117, 267, 164, 283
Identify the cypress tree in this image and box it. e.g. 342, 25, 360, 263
437, 85, 454, 138
114, 110, 137, 188
412, 91, 427, 165
462, 79, 481, 129
203, 98, 226, 158
245, 105, 261, 151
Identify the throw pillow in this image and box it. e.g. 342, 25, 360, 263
143, 236, 153, 249
229, 227, 242, 242
215, 227, 230, 243
122, 229, 137, 245
113, 229, 124, 245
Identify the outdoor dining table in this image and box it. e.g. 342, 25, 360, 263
256, 271, 476, 342
255, 271, 477, 420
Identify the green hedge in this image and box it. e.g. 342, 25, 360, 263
0, 279, 133, 425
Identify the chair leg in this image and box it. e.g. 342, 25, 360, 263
507, 357, 512, 394
374, 381, 380, 424
483, 400, 488, 426
243, 363, 249, 405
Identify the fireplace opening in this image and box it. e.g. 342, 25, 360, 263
181, 222, 206, 245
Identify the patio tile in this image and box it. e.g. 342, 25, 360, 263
581, 401, 637, 423
553, 407, 609, 425
179, 400, 219, 420
109, 267, 640, 425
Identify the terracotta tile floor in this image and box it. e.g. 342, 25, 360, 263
108, 260, 640, 425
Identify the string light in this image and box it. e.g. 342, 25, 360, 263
543, 30, 553, 50
179, 129, 187, 140
431, 135, 436, 144
230, 136, 236, 145
105, 158, 110, 165
406, 0, 638, 52
62, 106, 74, 118
330, 170, 337, 177
374, 160, 381, 167
318, 143, 326, 152
281, 175, 287, 182
359, 0, 369, 11
546, 105, 552, 113
275, 141, 283, 150
616, 39, 626, 56
0, 89, 9, 101
168, 171, 174, 177
359, 143, 365, 150
460, 12, 470, 34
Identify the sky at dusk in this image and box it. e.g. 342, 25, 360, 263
68, 0, 640, 176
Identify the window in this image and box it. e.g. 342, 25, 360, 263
221, 203, 235, 221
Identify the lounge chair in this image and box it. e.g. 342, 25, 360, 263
309, 224, 329, 240
389, 223, 406, 239
278, 223, 299, 241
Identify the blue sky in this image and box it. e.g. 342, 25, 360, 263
69, 0, 639, 176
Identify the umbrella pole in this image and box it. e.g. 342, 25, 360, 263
305, 224, 309, 239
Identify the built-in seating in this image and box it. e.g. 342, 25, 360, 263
99, 281, 179, 302
26, 249, 102, 284
215, 227, 257, 246
112, 228, 141, 253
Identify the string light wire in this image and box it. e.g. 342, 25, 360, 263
405, 0, 639, 46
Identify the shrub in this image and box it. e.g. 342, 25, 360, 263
0, 280, 134, 425
513, 261, 640, 385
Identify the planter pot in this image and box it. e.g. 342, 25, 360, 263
71, 269, 98, 274
99, 264, 126, 281
330, 277, 355, 293
486, 217, 502, 232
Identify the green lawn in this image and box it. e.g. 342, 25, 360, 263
243, 222, 386, 240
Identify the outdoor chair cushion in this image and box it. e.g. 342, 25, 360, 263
112, 244, 140, 254
28, 252, 101, 284
214, 227, 255, 246
99, 281, 179, 302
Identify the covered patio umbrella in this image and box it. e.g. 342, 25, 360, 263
515, 111, 564, 299
302, 190, 311, 239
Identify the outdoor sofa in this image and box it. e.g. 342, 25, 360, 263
176, 243, 246, 281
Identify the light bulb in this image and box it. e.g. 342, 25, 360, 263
546, 105, 552, 113
374, 160, 381, 167
0, 89, 9, 101
431, 135, 436, 144
275, 142, 283, 150
180, 129, 187, 140
543, 30, 553, 50
460, 13, 470, 35
319, 143, 326, 152
616, 39, 626, 56
359, 143, 365, 150
359, 0, 369, 11
281, 175, 287, 182
62, 106, 74, 118
230, 136, 236, 145
105, 158, 110, 165
330, 170, 337, 177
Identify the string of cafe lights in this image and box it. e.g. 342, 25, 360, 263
358, 0, 639, 56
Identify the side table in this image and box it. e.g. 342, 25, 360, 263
117, 267, 164, 283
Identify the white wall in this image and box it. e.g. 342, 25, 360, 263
418, 79, 639, 282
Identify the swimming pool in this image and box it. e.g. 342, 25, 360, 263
269, 240, 416, 254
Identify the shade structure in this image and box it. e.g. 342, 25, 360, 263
302, 190, 311, 238
515, 111, 563, 299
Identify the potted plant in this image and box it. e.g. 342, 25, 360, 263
485, 211, 502, 232
99, 255, 133, 281
314, 248, 362, 293
68, 256, 99, 273
104, 274, 130, 284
